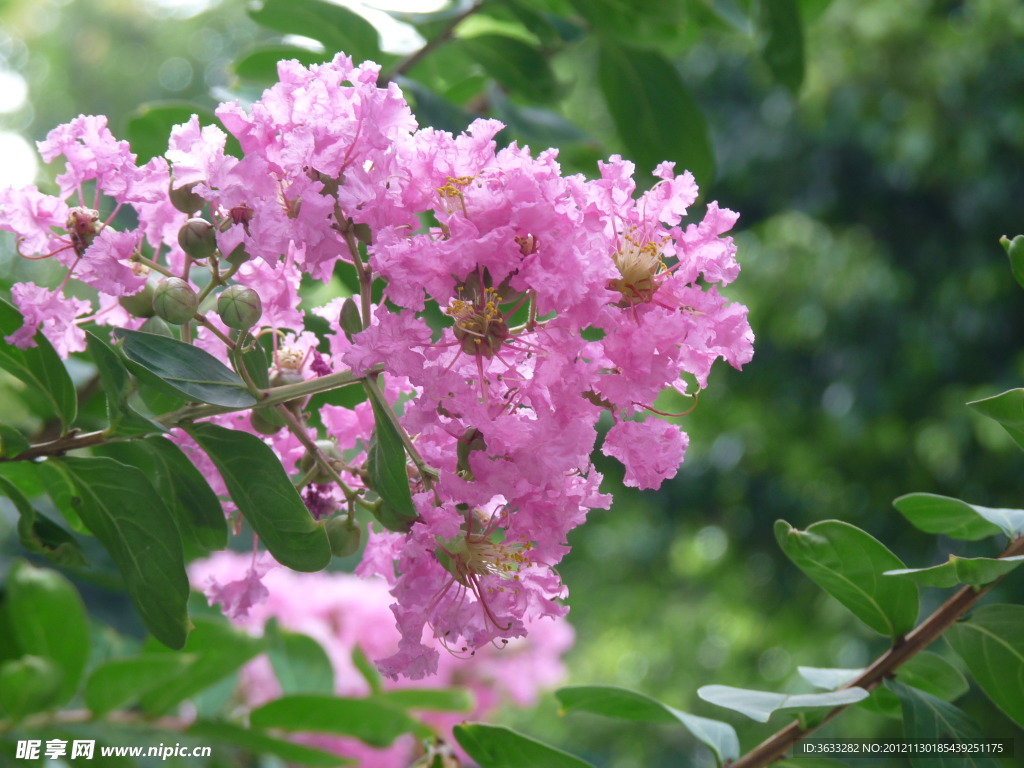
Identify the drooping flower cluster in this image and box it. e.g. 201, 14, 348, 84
0, 53, 752, 679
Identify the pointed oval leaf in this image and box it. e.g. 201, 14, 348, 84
555, 685, 739, 765
234, 45, 330, 82
248, 0, 384, 64
2, 476, 86, 568
365, 384, 418, 532
893, 493, 1005, 541
697, 684, 869, 723
0, 298, 77, 432
4, 560, 89, 705
797, 666, 863, 691
458, 35, 560, 103
186, 422, 331, 572
453, 723, 596, 768
267, 624, 334, 696
0, 656, 63, 719
0, 424, 29, 459
188, 720, 354, 767
84, 654, 194, 715
945, 604, 1024, 728
969, 388, 1024, 451
378, 688, 474, 712
885, 555, 1024, 588
886, 680, 1002, 768
51, 456, 190, 650
597, 41, 714, 185
115, 328, 257, 408
759, 0, 804, 93
775, 519, 919, 637
250, 695, 427, 747
85, 330, 166, 437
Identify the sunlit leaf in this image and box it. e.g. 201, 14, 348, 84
885, 555, 1024, 588
969, 388, 1024, 452
234, 45, 331, 82
893, 493, 1006, 541
453, 723, 596, 768
697, 684, 868, 723
248, 0, 384, 63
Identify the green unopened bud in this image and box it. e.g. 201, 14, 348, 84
249, 407, 285, 435
325, 516, 362, 558
139, 315, 174, 337
118, 281, 156, 318
339, 297, 362, 342
177, 217, 217, 260
217, 285, 263, 329
153, 277, 198, 325
169, 180, 205, 215
298, 439, 344, 484
1000, 234, 1024, 290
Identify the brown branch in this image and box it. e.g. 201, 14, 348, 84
381, 2, 483, 84
729, 534, 1024, 768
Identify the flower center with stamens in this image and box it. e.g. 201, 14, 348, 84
437, 532, 529, 587
609, 231, 664, 305
446, 287, 510, 357
66, 207, 101, 256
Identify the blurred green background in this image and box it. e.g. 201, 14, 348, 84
1, 0, 1023, 766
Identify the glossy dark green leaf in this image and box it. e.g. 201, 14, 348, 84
35, 460, 87, 533
186, 422, 331, 571
3, 560, 89, 705
50, 456, 190, 649
2, 476, 86, 568
248, 0, 384, 63
125, 101, 241, 163
969, 388, 1024, 451
556, 685, 739, 765
140, 616, 266, 716
454, 723, 595, 768
775, 519, 919, 637
379, 688, 474, 712
0, 298, 77, 433
885, 555, 1024, 588
365, 384, 418, 533
945, 604, 1024, 728
759, 0, 804, 93
0, 424, 28, 458
597, 41, 714, 185
893, 493, 1006, 541
267, 622, 334, 695
886, 680, 1001, 768
395, 76, 473, 137
234, 45, 331, 82
84, 654, 194, 715
489, 85, 590, 149
115, 328, 257, 408
458, 35, 559, 103
188, 720, 354, 767
85, 330, 166, 437
0, 656, 62, 719
697, 684, 868, 723
250, 694, 428, 747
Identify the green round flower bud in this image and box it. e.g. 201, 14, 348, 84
249, 408, 285, 435
169, 180, 205, 215
152, 277, 199, 325
118, 281, 156, 318
217, 285, 263, 330
325, 516, 362, 558
298, 439, 344, 484
177, 217, 217, 261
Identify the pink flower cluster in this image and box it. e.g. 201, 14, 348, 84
0, 53, 752, 679
189, 552, 573, 766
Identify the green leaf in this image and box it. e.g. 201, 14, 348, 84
969, 388, 1024, 451
555, 685, 739, 765
35, 459, 87, 533
775, 519, 919, 637
696, 684, 868, 723
378, 688, 475, 712
248, 0, 384, 63
85, 330, 166, 437
84, 654, 194, 716
234, 45, 331, 82
886, 680, 1001, 768
945, 604, 1024, 728
489, 85, 590, 149
1000, 234, 1024, 290
50, 456, 190, 650
139, 616, 266, 716
188, 720, 354, 767
3, 560, 89, 705
125, 102, 241, 162
365, 383, 418, 533
885, 555, 1024, 588
186, 422, 331, 571
458, 34, 559, 103
115, 328, 257, 408
96, 436, 228, 554
597, 41, 714, 185
453, 723, 596, 768
2, 476, 86, 568
0, 656, 63, 719
267, 623, 335, 695
893, 493, 1007, 541
351, 645, 383, 695
0, 297, 77, 433
250, 695, 428, 747
759, 0, 804, 93
0, 423, 29, 458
